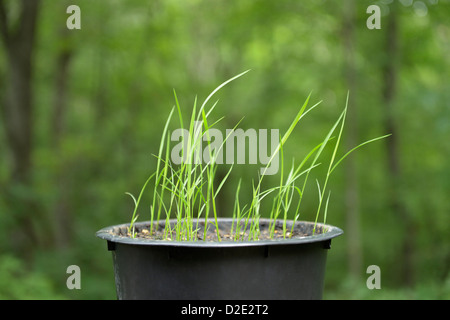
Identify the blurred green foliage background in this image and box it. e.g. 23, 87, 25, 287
0, 0, 449, 299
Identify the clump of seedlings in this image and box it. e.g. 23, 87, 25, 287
125, 71, 389, 242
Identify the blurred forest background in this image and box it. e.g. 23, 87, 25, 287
0, 0, 449, 299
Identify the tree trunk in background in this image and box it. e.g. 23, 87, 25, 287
342, 0, 362, 279
52, 26, 73, 249
0, 0, 45, 254
382, 2, 415, 287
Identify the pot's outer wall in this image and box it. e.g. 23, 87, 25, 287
112, 241, 328, 300
98, 219, 343, 300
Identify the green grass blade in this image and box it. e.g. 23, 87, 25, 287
199, 70, 250, 116
330, 134, 392, 174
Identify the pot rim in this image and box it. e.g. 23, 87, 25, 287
96, 218, 343, 248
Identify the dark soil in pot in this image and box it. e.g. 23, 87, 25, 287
114, 218, 328, 242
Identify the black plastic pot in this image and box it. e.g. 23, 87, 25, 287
96, 218, 343, 300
